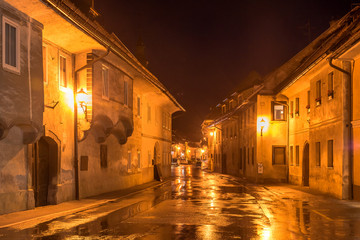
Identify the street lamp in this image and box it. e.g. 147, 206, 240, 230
259, 118, 266, 136
210, 131, 214, 136
77, 88, 88, 120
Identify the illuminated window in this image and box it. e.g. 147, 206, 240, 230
137, 150, 141, 169
316, 80, 321, 105
147, 104, 151, 122
328, 72, 334, 99
290, 146, 293, 166
102, 66, 109, 99
328, 140, 333, 168
306, 91, 310, 112
59, 56, 67, 88
272, 102, 286, 121
295, 98, 300, 116
43, 45, 48, 84
316, 142, 321, 167
124, 80, 128, 105
100, 144, 107, 168
128, 151, 132, 169
2, 17, 20, 73
296, 145, 299, 166
222, 105, 226, 114
272, 146, 286, 165
137, 96, 141, 116
290, 101, 294, 118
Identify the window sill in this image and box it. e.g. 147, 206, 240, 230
3, 64, 20, 75
327, 167, 334, 170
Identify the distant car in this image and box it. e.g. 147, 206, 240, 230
171, 158, 179, 165
179, 159, 188, 165
196, 160, 202, 167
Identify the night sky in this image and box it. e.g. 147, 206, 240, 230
95, 0, 351, 141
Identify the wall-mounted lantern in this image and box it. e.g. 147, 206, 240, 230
77, 88, 88, 120
259, 118, 266, 136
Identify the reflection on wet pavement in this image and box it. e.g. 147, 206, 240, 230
1, 165, 360, 239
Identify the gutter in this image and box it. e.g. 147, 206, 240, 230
328, 57, 353, 200
41, 0, 184, 112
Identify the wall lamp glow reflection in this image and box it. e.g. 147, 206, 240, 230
77, 88, 88, 120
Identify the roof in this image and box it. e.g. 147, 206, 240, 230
263, 6, 360, 94
41, 0, 185, 112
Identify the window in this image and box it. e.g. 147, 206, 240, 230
222, 105, 225, 114
272, 102, 286, 121
307, 91, 310, 112
43, 45, 48, 84
316, 80, 321, 105
296, 145, 299, 166
316, 142, 321, 167
272, 146, 286, 165
137, 96, 141, 116
290, 101, 294, 118
2, 17, 20, 72
100, 145, 107, 168
124, 81, 128, 105
328, 72, 334, 99
295, 98, 300, 116
290, 146, 294, 166
128, 151, 132, 169
137, 150, 141, 169
147, 104, 151, 122
59, 56, 67, 88
328, 140, 333, 168
102, 66, 109, 99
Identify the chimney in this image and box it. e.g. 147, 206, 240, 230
136, 37, 149, 68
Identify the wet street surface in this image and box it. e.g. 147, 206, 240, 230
1, 165, 360, 239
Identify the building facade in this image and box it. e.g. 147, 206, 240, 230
204, 6, 360, 199
0, 0, 183, 214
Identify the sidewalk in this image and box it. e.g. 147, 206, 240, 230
0, 179, 170, 229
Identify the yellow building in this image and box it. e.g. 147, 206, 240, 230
204, 6, 360, 199
0, 0, 183, 214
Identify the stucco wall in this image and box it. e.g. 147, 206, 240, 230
0, 2, 44, 214
256, 95, 288, 183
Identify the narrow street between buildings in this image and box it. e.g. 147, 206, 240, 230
1, 165, 360, 239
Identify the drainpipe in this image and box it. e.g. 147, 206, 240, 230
73, 48, 110, 200
328, 57, 353, 200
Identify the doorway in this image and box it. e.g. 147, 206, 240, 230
32, 137, 58, 207
302, 142, 310, 186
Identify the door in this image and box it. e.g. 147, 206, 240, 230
302, 143, 310, 186
35, 138, 50, 206
33, 137, 59, 207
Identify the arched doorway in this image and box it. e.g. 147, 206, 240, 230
33, 136, 59, 206
302, 142, 310, 186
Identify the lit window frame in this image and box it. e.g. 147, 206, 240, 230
2, 16, 20, 74
271, 101, 286, 121
101, 65, 109, 100
59, 54, 67, 89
